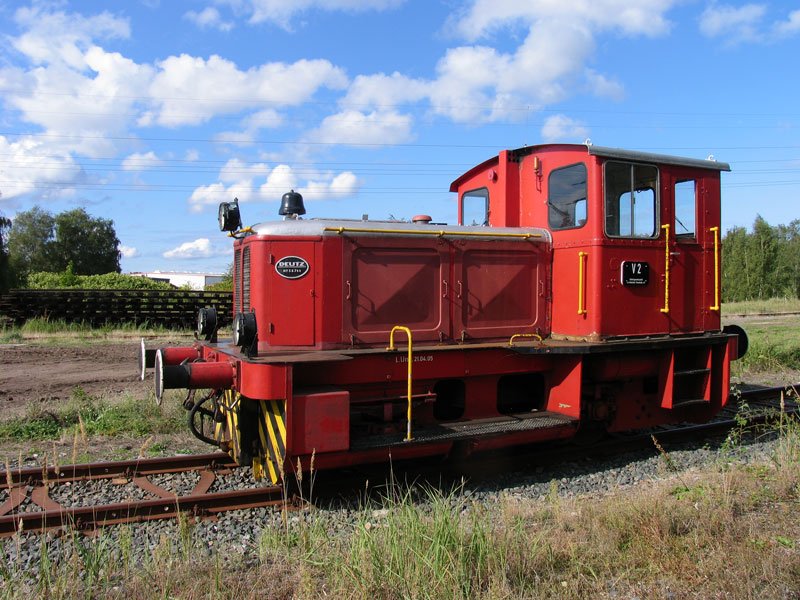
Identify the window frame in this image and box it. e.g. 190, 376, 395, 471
603, 160, 661, 240
460, 187, 490, 226
674, 178, 698, 241
547, 162, 588, 231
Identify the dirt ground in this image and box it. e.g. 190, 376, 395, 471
0, 341, 151, 416
0, 337, 211, 463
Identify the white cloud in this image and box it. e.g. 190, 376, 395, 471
406, 0, 674, 124
450, 0, 675, 42
308, 110, 414, 146
774, 9, 800, 37
541, 115, 589, 142
429, 21, 594, 122
1, 45, 154, 157
122, 151, 163, 171
120, 245, 139, 258
699, 5, 800, 43
215, 109, 285, 145
0, 136, 82, 201
585, 69, 625, 101
219, 158, 271, 183
341, 72, 429, 109
147, 54, 347, 127
12, 6, 130, 69
298, 171, 360, 201
163, 238, 222, 259
184, 7, 234, 31
216, 0, 404, 29
699, 3, 766, 42
188, 159, 360, 212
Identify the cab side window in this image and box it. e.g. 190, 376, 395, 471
461, 188, 489, 226
605, 161, 659, 238
674, 179, 696, 238
548, 163, 587, 230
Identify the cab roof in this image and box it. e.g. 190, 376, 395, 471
449, 143, 731, 192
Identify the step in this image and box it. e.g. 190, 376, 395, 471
671, 398, 709, 409
674, 368, 711, 377
350, 411, 577, 450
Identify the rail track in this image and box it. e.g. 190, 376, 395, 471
0, 453, 293, 538
1, 383, 796, 539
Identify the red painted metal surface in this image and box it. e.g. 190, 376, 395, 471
160, 346, 200, 365
291, 390, 350, 454
143, 143, 738, 480
187, 361, 235, 389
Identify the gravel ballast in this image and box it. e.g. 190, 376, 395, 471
0, 432, 783, 578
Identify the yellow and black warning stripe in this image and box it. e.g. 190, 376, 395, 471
216, 389, 242, 462
214, 390, 286, 483
257, 400, 286, 483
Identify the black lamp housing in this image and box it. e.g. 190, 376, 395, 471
278, 190, 306, 217
233, 311, 258, 355
196, 306, 218, 342
218, 198, 242, 232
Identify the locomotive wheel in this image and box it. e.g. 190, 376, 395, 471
187, 389, 220, 446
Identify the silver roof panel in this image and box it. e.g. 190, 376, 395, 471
250, 219, 551, 242
587, 145, 731, 172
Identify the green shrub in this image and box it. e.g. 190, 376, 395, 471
26, 270, 174, 290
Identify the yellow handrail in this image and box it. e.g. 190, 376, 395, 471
709, 226, 720, 311
660, 224, 670, 314
324, 226, 542, 240
508, 333, 543, 346
577, 251, 588, 315
387, 325, 414, 441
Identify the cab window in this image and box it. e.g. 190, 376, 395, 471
461, 188, 489, 226
548, 163, 587, 230
675, 179, 696, 238
605, 161, 659, 238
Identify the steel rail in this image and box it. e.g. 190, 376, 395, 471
0, 452, 237, 487
0, 486, 289, 537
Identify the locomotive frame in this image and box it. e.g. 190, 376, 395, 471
141, 143, 745, 483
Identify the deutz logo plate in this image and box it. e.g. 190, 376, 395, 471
275, 256, 310, 279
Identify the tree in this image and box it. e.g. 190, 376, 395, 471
0, 212, 11, 293
748, 215, 780, 299
7, 206, 55, 283
776, 219, 800, 298
722, 225, 749, 302
52, 208, 121, 275
8, 206, 121, 283
722, 216, 800, 302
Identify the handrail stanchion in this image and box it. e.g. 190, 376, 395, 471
709, 226, 720, 312
387, 326, 414, 442
660, 224, 671, 314
578, 251, 588, 315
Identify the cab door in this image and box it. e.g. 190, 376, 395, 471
600, 160, 666, 337
663, 168, 706, 334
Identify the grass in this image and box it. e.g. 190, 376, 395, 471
0, 387, 185, 443
0, 317, 193, 344
731, 317, 800, 375
723, 297, 800, 315
1, 415, 799, 599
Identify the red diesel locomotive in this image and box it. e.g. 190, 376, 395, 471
141, 143, 746, 483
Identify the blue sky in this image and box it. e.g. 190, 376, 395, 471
0, 0, 798, 274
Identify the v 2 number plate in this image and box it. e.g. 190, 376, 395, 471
621, 261, 649, 286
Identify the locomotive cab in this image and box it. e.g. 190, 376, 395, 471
450, 144, 730, 341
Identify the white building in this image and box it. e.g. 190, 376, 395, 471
129, 271, 225, 290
